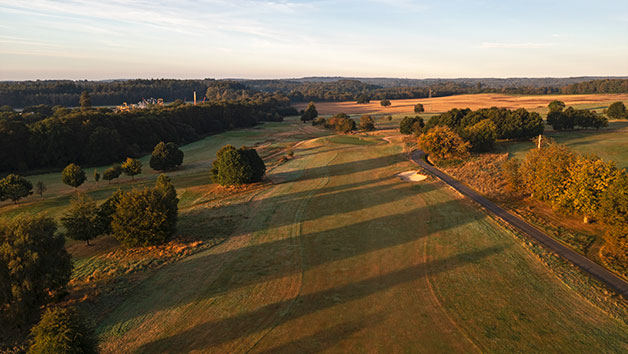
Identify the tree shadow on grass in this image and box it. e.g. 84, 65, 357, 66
136, 245, 507, 353
98, 197, 486, 339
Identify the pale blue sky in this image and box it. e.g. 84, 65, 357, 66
1, 0, 627, 80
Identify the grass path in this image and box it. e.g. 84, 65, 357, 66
96, 134, 628, 353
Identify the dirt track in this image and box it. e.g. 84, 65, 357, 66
410, 149, 628, 298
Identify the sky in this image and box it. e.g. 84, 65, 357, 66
1, 0, 627, 80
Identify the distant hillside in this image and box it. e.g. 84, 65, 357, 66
1, 77, 627, 108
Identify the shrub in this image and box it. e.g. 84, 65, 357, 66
121, 157, 143, 180
359, 115, 375, 131
0, 215, 71, 325
0, 174, 33, 204
417, 126, 469, 161
462, 119, 497, 152
386, 115, 392, 121
399, 116, 423, 135
61, 163, 86, 189
380, 99, 391, 107
28, 307, 96, 354
61, 193, 102, 246
111, 177, 178, 247
149, 142, 184, 171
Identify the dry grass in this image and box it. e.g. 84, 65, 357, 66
295, 93, 628, 115
439, 153, 510, 199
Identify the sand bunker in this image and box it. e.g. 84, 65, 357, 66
397, 171, 427, 182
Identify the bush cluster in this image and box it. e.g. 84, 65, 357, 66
399, 116, 424, 135
324, 113, 356, 132
506, 142, 628, 261
547, 102, 608, 130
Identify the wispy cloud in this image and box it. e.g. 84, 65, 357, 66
479, 42, 553, 49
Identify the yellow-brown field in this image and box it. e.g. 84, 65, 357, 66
294, 93, 628, 115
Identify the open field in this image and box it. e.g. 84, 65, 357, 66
91, 132, 628, 352
295, 93, 628, 115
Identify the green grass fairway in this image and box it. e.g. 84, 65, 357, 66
95, 134, 628, 352
499, 120, 628, 168
325, 135, 380, 145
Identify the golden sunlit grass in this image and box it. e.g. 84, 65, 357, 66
295, 93, 628, 115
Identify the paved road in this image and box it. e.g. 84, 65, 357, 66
410, 150, 628, 298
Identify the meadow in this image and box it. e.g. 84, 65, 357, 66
4, 95, 628, 352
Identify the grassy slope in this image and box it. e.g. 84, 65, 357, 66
96, 135, 628, 353
499, 120, 628, 169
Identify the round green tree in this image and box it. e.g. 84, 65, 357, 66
414, 103, 424, 114
0, 174, 33, 204
210, 145, 253, 186
380, 99, 391, 107
239, 147, 266, 183
62, 163, 86, 189
150, 142, 184, 171
28, 307, 96, 354
399, 116, 423, 135
121, 157, 143, 180
360, 115, 375, 131
61, 193, 102, 246
418, 126, 470, 161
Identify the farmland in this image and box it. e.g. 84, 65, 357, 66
295, 93, 628, 115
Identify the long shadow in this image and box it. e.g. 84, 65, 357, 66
137, 245, 507, 353
269, 153, 402, 183
253, 313, 387, 354
206, 178, 438, 237
100, 198, 486, 334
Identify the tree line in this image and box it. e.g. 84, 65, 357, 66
4, 77, 627, 108
0, 97, 294, 173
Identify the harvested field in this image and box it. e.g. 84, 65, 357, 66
295, 93, 628, 115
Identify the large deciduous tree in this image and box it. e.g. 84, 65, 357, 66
417, 126, 470, 161
121, 157, 143, 180
62, 163, 86, 189
607, 101, 627, 119
61, 193, 102, 246
0, 174, 33, 204
300, 102, 318, 122
414, 103, 424, 114
111, 177, 179, 247
150, 142, 184, 171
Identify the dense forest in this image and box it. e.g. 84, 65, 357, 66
2, 77, 628, 108
0, 95, 295, 173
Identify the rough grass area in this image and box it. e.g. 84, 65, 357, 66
439, 153, 509, 200
93, 136, 628, 353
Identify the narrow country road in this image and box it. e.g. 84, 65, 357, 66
410, 150, 628, 298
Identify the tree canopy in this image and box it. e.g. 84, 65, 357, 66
300, 102, 318, 122
121, 157, 143, 180
150, 142, 184, 171
61, 193, 102, 246
0, 215, 72, 326
211, 145, 266, 186
28, 307, 97, 354
418, 126, 470, 161
607, 101, 627, 119
61, 163, 86, 189
0, 174, 33, 204
414, 103, 424, 114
